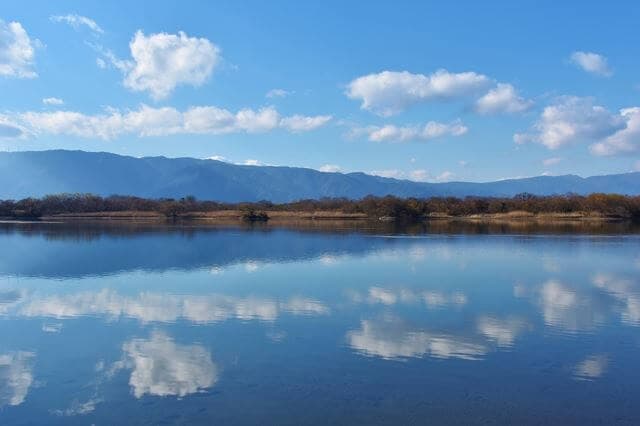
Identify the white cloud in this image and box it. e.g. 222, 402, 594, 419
369, 169, 405, 179
206, 155, 228, 162
542, 157, 561, 166
9, 105, 330, 140
107, 31, 221, 100
318, 164, 341, 173
570, 51, 612, 77
368, 169, 454, 183
475, 83, 533, 114
409, 169, 429, 182
0, 20, 38, 78
42, 97, 64, 106
121, 331, 217, 398
266, 88, 292, 98
514, 96, 626, 150
347, 318, 486, 360
50, 14, 104, 35
242, 159, 261, 166
435, 171, 455, 182
590, 107, 640, 156
346, 69, 489, 116
279, 114, 332, 132
0, 351, 35, 407
0, 118, 25, 139
362, 120, 467, 143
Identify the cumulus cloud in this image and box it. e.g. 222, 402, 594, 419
368, 169, 454, 182
50, 14, 103, 35
409, 169, 429, 182
103, 31, 220, 99
475, 83, 533, 114
570, 51, 612, 77
435, 171, 455, 182
279, 114, 332, 132
266, 88, 292, 98
346, 70, 489, 116
360, 120, 467, 143
0, 19, 38, 78
590, 107, 640, 156
318, 164, 341, 173
0, 119, 25, 139
207, 155, 228, 162
42, 97, 64, 106
8, 105, 330, 140
369, 169, 405, 180
542, 157, 562, 166
120, 331, 217, 398
514, 96, 626, 150
0, 351, 35, 407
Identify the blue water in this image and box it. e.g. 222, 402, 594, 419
0, 222, 639, 425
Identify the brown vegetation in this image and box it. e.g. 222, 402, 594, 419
0, 193, 639, 222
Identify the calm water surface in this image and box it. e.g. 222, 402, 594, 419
0, 221, 639, 425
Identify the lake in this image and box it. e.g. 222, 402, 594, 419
1, 221, 639, 425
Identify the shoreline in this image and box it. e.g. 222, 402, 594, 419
0, 209, 631, 223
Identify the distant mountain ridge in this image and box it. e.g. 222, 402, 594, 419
0, 150, 638, 202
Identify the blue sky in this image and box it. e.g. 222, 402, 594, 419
1, 0, 639, 182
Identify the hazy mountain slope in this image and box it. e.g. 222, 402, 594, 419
0, 150, 638, 202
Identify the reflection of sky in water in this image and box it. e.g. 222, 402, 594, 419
1, 225, 640, 424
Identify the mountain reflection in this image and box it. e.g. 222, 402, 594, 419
1, 225, 639, 424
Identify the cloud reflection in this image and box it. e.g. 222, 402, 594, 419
538, 280, 607, 332
573, 354, 608, 381
0, 351, 35, 407
347, 317, 486, 361
351, 287, 467, 309
11, 290, 328, 324
115, 331, 217, 398
476, 316, 528, 347
592, 274, 640, 326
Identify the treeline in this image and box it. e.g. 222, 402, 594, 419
1, 193, 639, 220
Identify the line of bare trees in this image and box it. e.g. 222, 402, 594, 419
1, 193, 639, 220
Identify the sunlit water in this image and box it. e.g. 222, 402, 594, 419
1, 222, 639, 425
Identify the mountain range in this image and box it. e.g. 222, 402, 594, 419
0, 150, 638, 202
